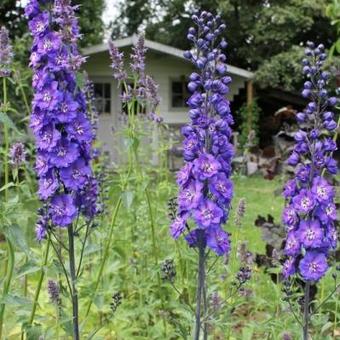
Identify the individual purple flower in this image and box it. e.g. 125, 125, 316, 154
65, 114, 93, 142
192, 153, 221, 181
76, 177, 100, 219
60, 158, 91, 190
50, 139, 79, 168
282, 179, 297, 199
284, 232, 301, 256
193, 199, 224, 229
50, 194, 77, 227
311, 176, 334, 203
28, 11, 50, 36
37, 32, 62, 55
297, 220, 323, 248
35, 152, 49, 176
178, 181, 203, 211
282, 257, 296, 279
299, 251, 328, 281
282, 207, 298, 228
170, 216, 186, 239
36, 124, 61, 151
38, 169, 59, 199
35, 213, 48, 241
57, 93, 79, 123
315, 203, 337, 224
209, 173, 233, 203
292, 190, 315, 214
206, 228, 230, 256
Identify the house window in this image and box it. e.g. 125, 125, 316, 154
171, 77, 189, 108
94, 83, 111, 114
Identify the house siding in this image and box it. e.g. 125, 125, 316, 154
83, 49, 249, 165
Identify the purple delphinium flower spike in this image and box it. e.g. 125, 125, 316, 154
0, 26, 13, 77
170, 12, 234, 256
282, 42, 338, 282
27, 0, 98, 232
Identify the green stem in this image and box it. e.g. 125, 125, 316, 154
303, 282, 310, 340
3, 77, 9, 202
145, 187, 167, 336
194, 231, 206, 340
0, 240, 15, 339
85, 197, 122, 317
28, 237, 51, 325
145, 188, 157, 265
68, 224, 80, 340
0, 77, 13, 340
17, 74, 30, 117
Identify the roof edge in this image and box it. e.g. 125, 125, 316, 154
82, 36, 254, 79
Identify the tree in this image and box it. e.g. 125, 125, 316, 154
0, 0, 105, 47
111, 0, 338, 91
111, 0, 153, 38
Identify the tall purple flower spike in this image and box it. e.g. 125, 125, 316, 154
27, 0, 98, 237
282, 42, 338, 282
0, 26, 13, 77
171, 12, 234, 256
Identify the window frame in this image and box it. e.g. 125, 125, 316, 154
93, 81, 112, 115
169, 76, 190, 110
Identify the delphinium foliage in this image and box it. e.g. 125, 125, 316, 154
282, 42, 339, 339
170, 11, 234, 339
0, 25, 15, 340
83, 34, 169, 336
26, 0, 98, 338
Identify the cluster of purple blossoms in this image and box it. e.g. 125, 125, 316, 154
170, 12, 234, 256
26, 0, 98, 238
0, 26, 13, 77
109, 35, 162, 121
9, 142, 27, 167
282, 42, 338, 282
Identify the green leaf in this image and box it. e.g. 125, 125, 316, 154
0, 294, 31, 305
7, 224, 30, 255
0, 110, 21, 134
16, 261, 40, 278
122, 191, 134, 209
0, 182, 15, 192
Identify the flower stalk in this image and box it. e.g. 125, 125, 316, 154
68, 223, 80, 340
194, 230, 206, 340
28, 237, 51, 326
303, 282, 311, 340
169, 11, 234, 338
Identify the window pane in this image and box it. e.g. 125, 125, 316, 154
104, 83, 111, 98
94, 83, 103, 97
171, 79, 189, 108
93, 83, 111, 114
172, 95, 184, 108
104, 100, 111, 113
95, 98, 105, 113
172, 81, 182, 94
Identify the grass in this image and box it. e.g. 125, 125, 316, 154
1, 172, 338, 339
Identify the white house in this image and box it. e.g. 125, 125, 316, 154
82, 35, 254, 165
